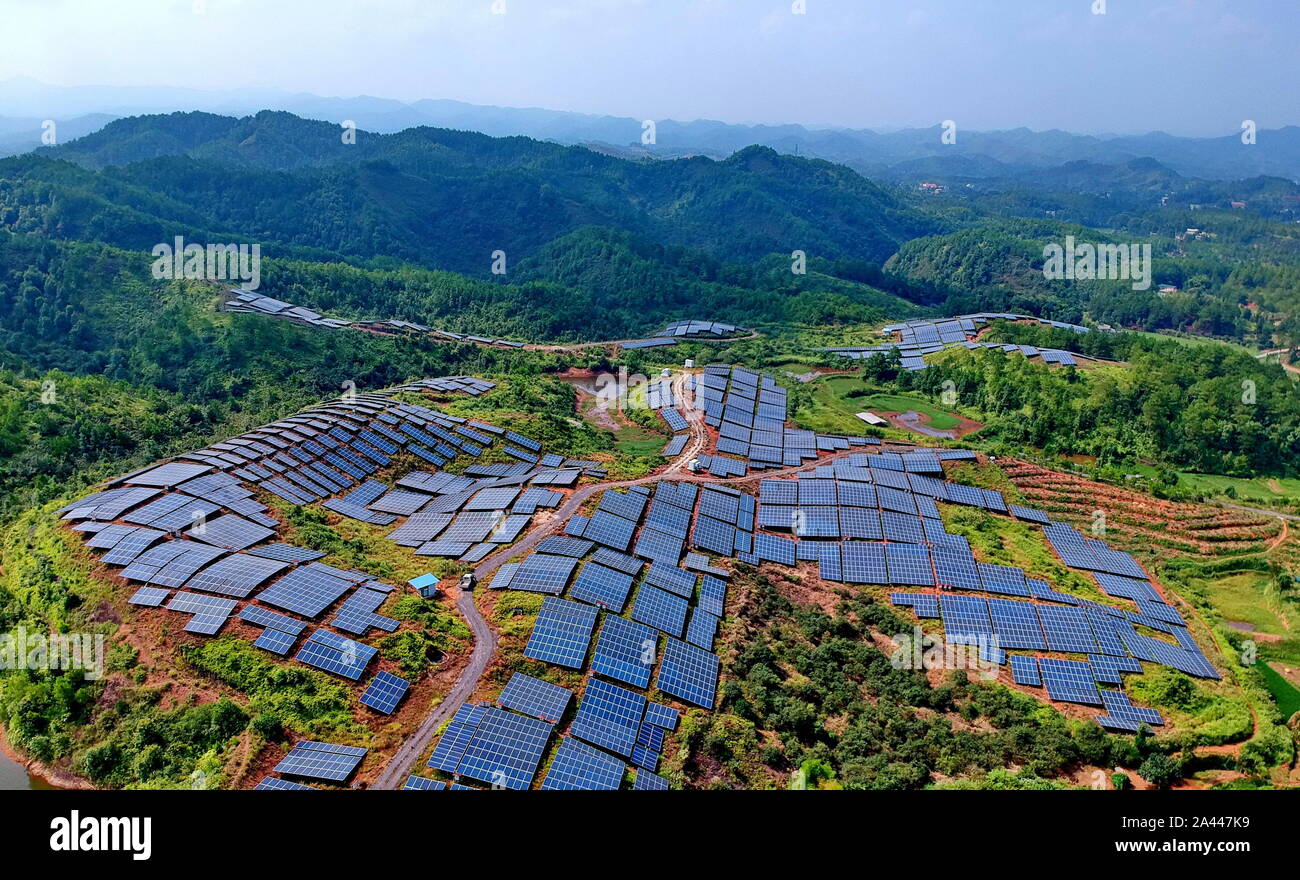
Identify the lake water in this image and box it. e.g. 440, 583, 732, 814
0, 747, 57, 790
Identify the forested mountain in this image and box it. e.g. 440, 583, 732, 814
11, 111, 933, 273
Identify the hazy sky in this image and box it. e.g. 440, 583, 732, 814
4, 0, 1297, 135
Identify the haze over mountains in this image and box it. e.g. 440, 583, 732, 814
3, 79, 1299, 183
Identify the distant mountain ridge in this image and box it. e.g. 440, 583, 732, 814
4, 110, 936, 274
2, 78, 1297, 181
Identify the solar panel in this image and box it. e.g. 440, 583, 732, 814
631, 583, 689, 637
840, 541, 889, 584
939, 594, 994, 645
698, 576, 727, 617
655, 637, 719, 709
254, 628, 298, 655
598, 489, 648, 522
496, 672, 573, 722
274, 741, 367, 783
684, 608, 719, 650
359, 671, 411, 714
456, 706, 554, 790
570, 677, 646, 758
294, 629, 377, 680
884, 543, 934, 586
584, 510, 639, 552
633, 526, 684, 565
932, 544, 982, 590
254, 776, 317, 790
753, 533, 796, 566
591, 547, 644, 576
631, 743, 660, 772
568, 562, 635, 611
184, 552, 289, 598
185, 513, 275, 551
1009, 654, 1041, 686
524, 597, 599, 668
1096, 690, 1164, 732
541, 736, 626, 791
127, 586, 170, 607
1038, 604, 1100, 654
257, 563, 355, 618
976, 562, 1030, 597
643, 702, 679, 730
427, 703, 488, 773
643, 564, 697, 599
634, 770, 670, 790
1038, 658, 1102, 705
987, 598, 1047, 650
509, 554, 579, 595
535, 536, 595, 558
889, 592, 940, 618
403, 775, 444, 791
590, 614, 659, 689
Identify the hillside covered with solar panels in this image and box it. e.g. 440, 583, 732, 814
0, 113, 1294, 790
31, 335, 1275, 792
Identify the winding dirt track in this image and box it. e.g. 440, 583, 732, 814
373, 372, 905, 788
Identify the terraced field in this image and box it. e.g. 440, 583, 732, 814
999, 460, 1283, 559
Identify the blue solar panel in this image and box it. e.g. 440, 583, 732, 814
643, 702, 679, 731
1096, 690, 1164, 732
254, 776, 317, 790
976, 562, 1030, 597
294, 629, 377, 680
987, 598, 1047, 650
631, 583, 689, 638
753, 533, 796, 566
698, 576, 727, 617
643, 564, 697, 598
456, 706, 554, 790
584, 510, 639, 552
509, 554, 579, 595
1038, 604, 1099, 654
427, 703, 487, 773
890, 592, 940, 618
684, 608, 719, 650
631, 743, 660, 772
939, 594, 993, 645
254, 628, 297, 655
591, 547, 644, 576
840, 541, 888, 584
1038, 657, 1102, 705
496, 672, 573, 722
570, 678, 647, 757
403, 775, 444, 790
540, 736, 626, 790
569, 562, 635, 611
359, 671, 411, 714
1009, 654, 1041, 686
655, 637, 719, 709
634, 769, 670, 790
884, 543, 934, 586
590, 614, 659, 689
275, 741, 367, 783
524, 597, 599, 669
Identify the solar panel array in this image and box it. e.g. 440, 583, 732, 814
359, 671, 411, 714
274, 741, 367, 783
496, 672, 573, 722
825, 313, 1107, 371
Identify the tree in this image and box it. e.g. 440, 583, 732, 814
1137, 753, 1182, 789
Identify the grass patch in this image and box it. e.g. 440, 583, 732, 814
1258, 663, 1300, 720
795, 375, 965, 436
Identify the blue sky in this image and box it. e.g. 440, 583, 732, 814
4, 0, 1297, 134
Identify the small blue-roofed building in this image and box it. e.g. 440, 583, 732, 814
409, 573, 440, 598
